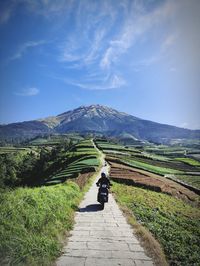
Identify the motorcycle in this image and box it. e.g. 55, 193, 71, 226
96, 183, 112, 210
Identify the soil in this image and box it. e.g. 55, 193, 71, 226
72, 172, 95, 189
108, 160, 199, 203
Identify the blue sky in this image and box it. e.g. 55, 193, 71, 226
0, 0, 200, 129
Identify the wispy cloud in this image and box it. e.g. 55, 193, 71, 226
132, 33, 177, 71
100, 1, 177, 70
0, 0, 75, 27
9, 40, 45, 62
3, 0, 179, 91
14, 87, 40, 96
63, 73, 126, 90
0, 4, 13, 24
25, 0, 75, 18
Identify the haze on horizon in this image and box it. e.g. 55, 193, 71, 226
0, 0, 200, 130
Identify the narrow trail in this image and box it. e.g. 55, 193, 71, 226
56, 142, 154, 266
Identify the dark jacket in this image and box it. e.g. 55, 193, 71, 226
96, 177, 111, 187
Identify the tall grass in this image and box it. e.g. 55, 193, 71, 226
0, 182, 81, 265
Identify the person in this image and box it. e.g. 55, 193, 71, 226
96, 172, 111, 187
96, 172, 111, 204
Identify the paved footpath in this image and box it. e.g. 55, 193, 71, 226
56, 163, 154, 266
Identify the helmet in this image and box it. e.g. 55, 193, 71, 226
101, 172, 106, 178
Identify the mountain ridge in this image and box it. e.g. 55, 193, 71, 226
0, 105, 200, 143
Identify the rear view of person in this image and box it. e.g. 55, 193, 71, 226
96, 172, 112, 209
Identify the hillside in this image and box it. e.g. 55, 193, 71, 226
0, 105, 200, 143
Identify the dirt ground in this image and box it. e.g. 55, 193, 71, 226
71, 172, 95, 189
108, 160, 199, 203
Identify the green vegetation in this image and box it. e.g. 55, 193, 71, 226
95, 138, 200, 179
0, 145, 62, 187
0, 182, 82, 265
175, 157, 200, 167
0, 147, 30, 154
120, 158, 183, 175
0, 137, 100, 188
112, 182, 200, 266
1, 135, 199, 266
45, 139, 100, 185
140, 152, 170, 162
0, 137, 101, 265
175, 174, 200, 189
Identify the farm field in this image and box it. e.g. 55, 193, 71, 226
44, 139, 101, 187
109, 160, 198, 202
95, 138, 200, 265
95, 138, 200, 190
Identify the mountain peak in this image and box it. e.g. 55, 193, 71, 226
57, 104, 131, 122
1, 104, 199, 143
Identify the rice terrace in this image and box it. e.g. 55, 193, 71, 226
0, 123, 200, 265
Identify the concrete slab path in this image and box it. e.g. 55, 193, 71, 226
56, 162, 154, 266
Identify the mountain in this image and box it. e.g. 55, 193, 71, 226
0, 104, 200, 143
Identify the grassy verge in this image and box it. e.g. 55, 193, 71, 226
112, 182, 200, 266
0, 182, 82, 265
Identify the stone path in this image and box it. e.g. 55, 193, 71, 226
56, 162, 154, 266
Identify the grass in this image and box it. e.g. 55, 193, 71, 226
175, 175, 200, 189
175, 158, 200, 167
112, 182, 200, 266
0, 181, 82, 265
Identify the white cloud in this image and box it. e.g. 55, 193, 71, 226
9, 40, 45, 62
58, 1, 179, 89
100, 0, 177, 70
15, 87, 40, 96
63, 73, 126, 90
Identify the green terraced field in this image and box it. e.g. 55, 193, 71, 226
120, 158, 183, 175
45, 139, 100, 185
96, 138, 200, 177
175, 157, 200, 167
